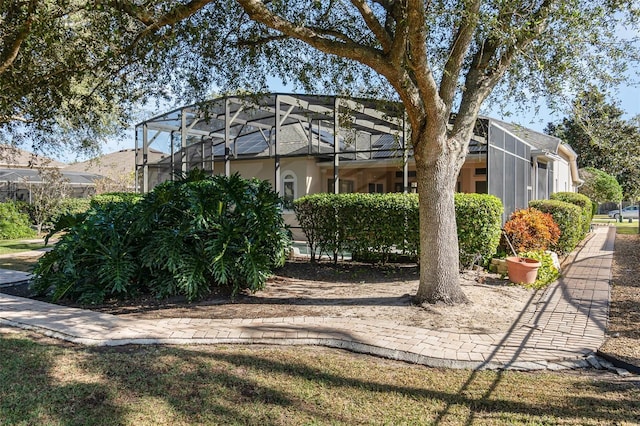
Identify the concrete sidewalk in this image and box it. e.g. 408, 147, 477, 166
0, 226, 615, 371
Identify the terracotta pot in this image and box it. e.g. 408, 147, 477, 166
505, 256, 541, 284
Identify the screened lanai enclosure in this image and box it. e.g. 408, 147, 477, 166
0, 169, 102, 201
135, 93, 580, 227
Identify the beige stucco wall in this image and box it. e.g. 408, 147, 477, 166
457, 160, 487, 193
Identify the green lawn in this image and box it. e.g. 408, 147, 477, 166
0, 239, 46, 256
592, 215, 639, 235
1, 329, 639, 426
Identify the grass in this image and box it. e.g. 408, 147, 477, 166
0, 253, 41, 272
0, 239, 46, 256
1, 329, 639, 426
0, 239, 47, 272
592, 215, 638, 235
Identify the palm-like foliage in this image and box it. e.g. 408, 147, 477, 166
32, 172, 290, 303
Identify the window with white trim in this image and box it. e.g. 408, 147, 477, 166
282, 171, 297, 210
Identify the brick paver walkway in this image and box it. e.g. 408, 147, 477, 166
0, 226, 615, 370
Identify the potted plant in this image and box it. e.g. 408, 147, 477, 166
505, 256, 541, 284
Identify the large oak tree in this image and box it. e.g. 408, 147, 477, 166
4, 1, 639, 303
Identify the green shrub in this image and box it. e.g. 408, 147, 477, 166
295, 193, 416, 263
502, 208, 560, 253
550, 192, 593, 236
293, 194, 328, 262
90, 192, 143, 209
529, 199, 582, 254
455, 193, 503, 268
32, 172, 290, 304
135, 173, 290, 300
14, 197, 92, 231
519, 250, 560, 289
32, 201, 142, 303
0, 202, 36, 240
294, 192, 502, 268
49, 198, 92, 225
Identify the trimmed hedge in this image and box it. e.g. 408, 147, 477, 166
15, 198, 92, 231
550, 192, 593, 236
294, 193, 419, 263
90, 192, 143, 209
50, 198, 92, 224
529, 199, 582, 254
455, 193, 503, 268
294, 192, 502, 268
0, 202, 36, 240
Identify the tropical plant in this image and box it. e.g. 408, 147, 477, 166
136, 172, 291, 299
32, 172, 290, 304
32, 201, 142, 303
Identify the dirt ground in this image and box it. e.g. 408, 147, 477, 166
599, 233, 640, 367
80, 260, 538, 334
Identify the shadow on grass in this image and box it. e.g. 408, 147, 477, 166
2, 330, 640, 425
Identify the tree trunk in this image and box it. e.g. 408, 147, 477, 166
413, 130, 469, 305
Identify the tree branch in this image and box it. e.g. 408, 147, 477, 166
107, 0, 212, 33
439, 0, 480, 111
453, 0, 554, 141
350, 0, 392, 51
405, 0, 443, 120
0, 0, 37, 75
234, 0, 393, 76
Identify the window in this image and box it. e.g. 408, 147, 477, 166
282, 171, 297, 210
474, 168, 487, 176
327, 179, 354, 193
368, 183, 384, 193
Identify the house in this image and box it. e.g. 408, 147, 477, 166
65, 148, 168, 192
0, 145, 100, 201
134, 93, 582, 235
0, 146, 170, 202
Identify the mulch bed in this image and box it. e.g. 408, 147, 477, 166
598, 233, 640, 369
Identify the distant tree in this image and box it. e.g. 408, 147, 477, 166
28, 163, 70, 233
546, 89, 640, 200
578, 167, 623, 204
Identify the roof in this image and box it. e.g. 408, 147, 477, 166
488, 119, 562, 153
0, 145, 66, 168
0, 168, 102, 185
64, 149, 167, 177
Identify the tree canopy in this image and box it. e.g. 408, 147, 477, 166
0, 0, 174, 158
546, 89, 640, 200
578, 167, 624, 204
